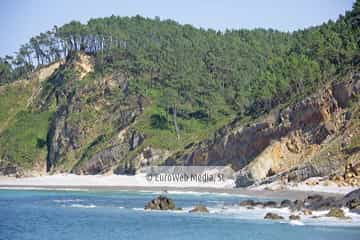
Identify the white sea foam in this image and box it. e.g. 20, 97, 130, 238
133, 207, 144, 211
289, 220, 304, 226
53, 199, 83, 203
141, 204, 360, 227
68, 204, 96, 208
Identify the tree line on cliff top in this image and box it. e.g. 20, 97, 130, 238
0, 1, 359, 119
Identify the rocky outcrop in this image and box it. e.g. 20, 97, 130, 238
342, 188, 360, 214
326, 208, 349, 219
189, 204, 209, 213
236, 190, 359, 219
264, 212, 284, 220
289, 214, 301, 220
41, 53, 147, 174
73, 144, 128, 174
0, 162, 22, 177
170, 76, 360, 187
144, 196, 177, 210
164, 75, 360, 187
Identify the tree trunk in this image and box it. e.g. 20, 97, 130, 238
173, 105, 180, 140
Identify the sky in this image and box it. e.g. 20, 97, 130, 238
0, 0, 355, 57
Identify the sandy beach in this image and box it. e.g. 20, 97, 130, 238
1, 174, 356, 200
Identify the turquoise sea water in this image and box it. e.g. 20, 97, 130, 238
0, 189, 360, 240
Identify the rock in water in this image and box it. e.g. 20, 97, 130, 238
144, 196, 176, 210
342, 188, 360, 214
189, 204, 209, 213
280, 199, 293, 208
304, 195, 341, 211
326, 208, 349, 219
289, 215, 301, 220
239, 199, 256, 207
263, 201, 278, 208
264, 212, 284, 220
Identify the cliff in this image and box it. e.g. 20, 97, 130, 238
165, 74, 360, 187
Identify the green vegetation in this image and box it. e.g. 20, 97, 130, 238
0, 84, 32, 124
0, 1, 359, 170
0, 111, 53, 168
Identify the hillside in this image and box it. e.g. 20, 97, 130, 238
0, 1, 359, 187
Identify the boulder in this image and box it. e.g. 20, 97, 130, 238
289, 214, 301, 220
287, 165, 320, 182
342, 188, 360, 214
239, 199, 256, 207
291, 200, 304, 211
263, 201, 278, 208
264, 212, 284, 220
235, 172, 256, 187
304, 195, 341, 211
144, 196, 176, 210
280, 199, 293, 208
326, 208, 349, 219
189, 204, 209, 213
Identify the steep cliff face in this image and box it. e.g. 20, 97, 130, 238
0, 53, 150, 176
42, 53, 148, 174
166, 74, 360, 187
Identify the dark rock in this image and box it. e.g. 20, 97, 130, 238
144, 196, 176, 210
73, 144, 129, 175
287, 165, 319, 182
239, 199, 256, 207
263, 201, 278, 208
129, 131, 144, 150
266, 168, 276, 177
289, 214, 301, 220
342, 188, 360, 213
189, 204, 209, 213
333, 82, 353, 108
264, 212, 284, 220
235, 172, 256, 187
345, 111, 352, 121
304, 195, 342, 211
0, 162, 20, 176
280, 199, 293, 208
291, 200, 304, 211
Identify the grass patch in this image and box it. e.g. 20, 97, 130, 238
0, 110, 53, 168
0, 83, 32, 125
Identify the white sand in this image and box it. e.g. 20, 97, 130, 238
0, 173, 235, 189
1, 175, 357, 196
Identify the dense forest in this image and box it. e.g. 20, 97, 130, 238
1, 2, 359, 121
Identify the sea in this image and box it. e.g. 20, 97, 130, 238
0, 189, 359, 240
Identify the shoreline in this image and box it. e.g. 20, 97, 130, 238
0, 174, 357, 200
0, 184, 344, 200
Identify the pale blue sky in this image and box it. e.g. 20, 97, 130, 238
0, 0, 355, 57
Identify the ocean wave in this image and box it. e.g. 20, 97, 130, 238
209, 206, 360, 227
53, 199, 83, 203
289, 220, 305, 226
139, 204, 360, 227
68, 204, 96, 208
133, 207, 144, 211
